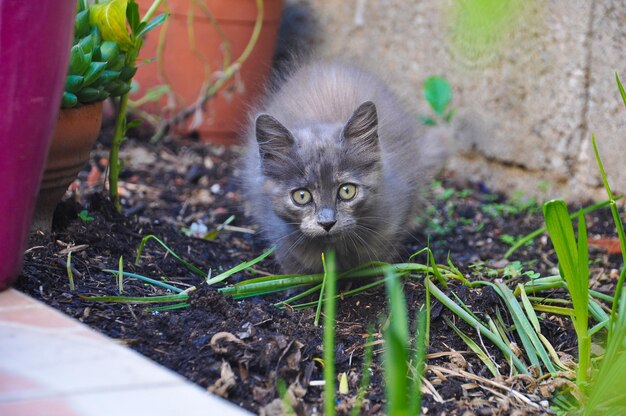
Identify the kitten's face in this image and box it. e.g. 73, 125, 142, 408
256, 101, 381, 240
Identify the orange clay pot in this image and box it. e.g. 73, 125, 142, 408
133, 0, 283, 144
31, 102, 103, 233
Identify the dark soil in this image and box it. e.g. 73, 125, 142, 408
17, 132, 624, 415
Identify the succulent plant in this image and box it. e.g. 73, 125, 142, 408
62, 1, 138, 108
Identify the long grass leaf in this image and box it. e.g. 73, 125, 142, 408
274, 284, 323, 308
207, 246, 276, 285
148, 302, 190, 312
592, 134, 626, 339
505, 199, 615, 258
289, 279, 386, 310
409, 307, 428, 415
445, 316, 500, 377
519, 284, 540, 333
80, 293, 188, 303
383, 267, 409, 415
323, 251, 337, 416
103, 269, 184, 293
584, 290, 626, 415
220, 274, 322, 297
426, 279, 529, 374
494, 282, 556, 374
66, 252, 75, 291
315, 253, 328, 327
135, 234, 206, 277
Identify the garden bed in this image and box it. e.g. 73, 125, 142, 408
17, 133, 623, 415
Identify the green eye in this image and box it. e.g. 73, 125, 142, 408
338, 183, 358, 201
292, 188, 312, 205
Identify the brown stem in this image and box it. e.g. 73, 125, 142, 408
151, 0, 264, 142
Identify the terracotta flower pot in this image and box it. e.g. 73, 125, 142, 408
133, 0, 283, 144
0, 1, 75, 290
31, 103, 104, 233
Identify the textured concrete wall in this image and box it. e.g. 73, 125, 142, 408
304, 0, 626, 202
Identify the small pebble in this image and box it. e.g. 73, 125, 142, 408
210, 183, 222, 195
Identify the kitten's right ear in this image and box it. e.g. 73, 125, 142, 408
255, 114, 295, 161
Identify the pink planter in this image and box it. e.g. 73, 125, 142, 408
0, 1, 75, 290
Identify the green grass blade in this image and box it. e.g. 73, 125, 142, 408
220, 274, 322, 297
426, 278, 529, 374
207, 246, 276, 286
409, 307, 428, 415
323, 251, 337, 416
148, 302, 190, 312
117, 256, 124, 294
315, 253, 328, 327
495, 281, 557, 374
543, 199, 590, 384
66, 252, 75, 291
135, 234, 206, 277
531, 304, 574, 317
588, 319, 609, 337
445, 316, 500, 377
288, 279, 386, 310
519, 284, 541, 333
383, 267, 409, 416
103, 269, 184, 293
80, 293, 188, 303
505, 199, 614, 258
592, 134, 626, 339
615, 72, 626, 110
274, 284, 323, 308
584, 290, 626, 415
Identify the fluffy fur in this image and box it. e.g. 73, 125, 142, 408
241, 61, 447, 273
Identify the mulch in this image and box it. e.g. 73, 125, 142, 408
17, 130, 624, 415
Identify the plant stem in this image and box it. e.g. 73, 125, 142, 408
323, 251, 337, 416
109, 92, 129, 211
152, 0, 264, 141
578, 334, 590, 386
592, 135, 626, 340
141, 0, 164, 24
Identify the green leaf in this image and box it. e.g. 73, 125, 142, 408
68, 45, 90, 76
89, 0, 134, 51
82, 62, 108, 87
383, 267, 409, 415
135, 234, 206, 277
423, 76, 452, 116
126, 119, 142, 129
443, 108, 456, 123
137, 13, 167, 38
206, 246, 276, 286
445, 316, 499, 377
126, 0, 140, 33
616, 72, 626, 109
65, 75, 84, 94
61, 92, 78, 108
75, 9, 91, 38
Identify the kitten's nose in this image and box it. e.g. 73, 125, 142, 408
317, 208, 336, 232
318, 220, 337, 232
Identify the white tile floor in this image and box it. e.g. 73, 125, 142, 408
0, 289, 250, 416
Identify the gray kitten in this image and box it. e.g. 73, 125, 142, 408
241, 62, 447, 274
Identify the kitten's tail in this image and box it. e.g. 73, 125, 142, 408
270, 2, 320, 87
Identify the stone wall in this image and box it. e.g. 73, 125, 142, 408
302, 0, 626, 202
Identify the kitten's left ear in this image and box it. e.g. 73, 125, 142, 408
342, 101, 378, 147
